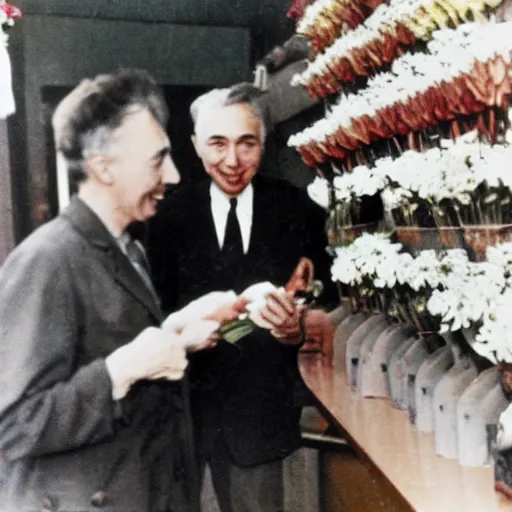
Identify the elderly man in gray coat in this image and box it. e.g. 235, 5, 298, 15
0, 69, 239, 512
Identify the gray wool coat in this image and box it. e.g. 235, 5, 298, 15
0, 198, 197, 512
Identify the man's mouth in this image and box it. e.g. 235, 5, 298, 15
220, 170, 244, 184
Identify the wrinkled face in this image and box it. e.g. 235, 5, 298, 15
105, 107, 180, 222
193, 103, 263, 196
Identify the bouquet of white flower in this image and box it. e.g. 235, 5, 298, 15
294, 0, 503, 99
475, 289, 512, 363
289, 22, 512, 168
472, 243, 512, 363
331, 232, 419, 317
423, 244, 512, 363
296, 0, 386, 55
0, 2, 21, 119
307, 175, 331, 210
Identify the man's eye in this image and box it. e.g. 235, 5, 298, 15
209, 140, 225, 148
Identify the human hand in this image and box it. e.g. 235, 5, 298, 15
250, 289, 303, 345
162, 291, 239, 332
164, 292, 248, 352
205, 296, 249, 325
105, 326, 190, 400
176, 318, 223, 353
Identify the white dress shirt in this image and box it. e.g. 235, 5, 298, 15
210, 182, 253, 254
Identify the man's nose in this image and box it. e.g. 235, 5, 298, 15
224, 144, 239, 168
162, 155, 180, 185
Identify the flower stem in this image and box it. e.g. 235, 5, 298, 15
489, 107, 496, 145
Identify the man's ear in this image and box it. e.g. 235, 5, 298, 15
85, 154, 114, 185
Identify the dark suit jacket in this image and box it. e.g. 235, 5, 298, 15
0, 198, 196, 512
147, 175, 331, 467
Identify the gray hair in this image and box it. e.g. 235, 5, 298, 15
53, 69, 168, 184
190, 83, 269, 145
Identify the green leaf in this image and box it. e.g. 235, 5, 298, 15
219, 318, 257, 344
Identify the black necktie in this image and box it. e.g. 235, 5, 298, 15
125, 237, 159, 301
222, 198, 244, 274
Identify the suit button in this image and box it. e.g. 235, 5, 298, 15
91, 491, 107, 507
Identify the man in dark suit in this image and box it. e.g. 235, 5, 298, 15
148, 84, 335, 512
0, 69, 237, 512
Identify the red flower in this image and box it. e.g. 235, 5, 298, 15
287, 0, 315, 22
1, 2, 23, 21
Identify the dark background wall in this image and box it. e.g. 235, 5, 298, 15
15, 0, 296, 69
1, 0, 318, 259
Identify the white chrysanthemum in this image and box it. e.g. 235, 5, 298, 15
487, 243, 512, 271
399, 250, 441, 291
331, 247, 361, 286
332, 164, 387, 203
475, 289, 512, 363
294, 0, 426, 86
0, 44, 15, 118
289, 21, 512, 148
0, 8, 8, 48
307, 176, 330, 209
0, 9, 8, 27
330, 233, 402, 289
363, 132, 512, 215
424, 248, 509, 342
296, 0, 335, 34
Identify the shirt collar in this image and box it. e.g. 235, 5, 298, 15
117, 232, 131, 254
210, 181, 253, 216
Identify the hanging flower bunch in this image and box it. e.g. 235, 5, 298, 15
331, 232, 403, 288
309, 131, 512, 230
424, 243, 512, 364
332, 164, 387, 202
296, 0, 387, 55
331, 237, 512, 361
1, 1, 22, 47
0, 1, 21, 119
287, 0, 317, 23
327, 166, 385, 235
474, 288, 512, 363
307, 175, 331, 209
474, 244, 512, 362
331, 232, 403, 314
425, 251, 497, 332
330, 232, 449, 326
396, 249, 444, 291
293, 0, 503, 98
331, 237, 512, 344
395, 248, 474, 329
376, 131, 512, 228
307, 165, 387, 210
288, 22, 512, 167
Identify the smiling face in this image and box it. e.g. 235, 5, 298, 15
192, 103, 263, 197
105, 107, 180, 223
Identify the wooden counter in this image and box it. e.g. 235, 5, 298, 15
300, 354, 512, 512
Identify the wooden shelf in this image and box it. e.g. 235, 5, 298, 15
299, 354, 512, 512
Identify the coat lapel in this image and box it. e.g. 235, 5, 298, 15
109, 245, 163, 322
62, 197, 162, 323
197, 181, 223, 255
